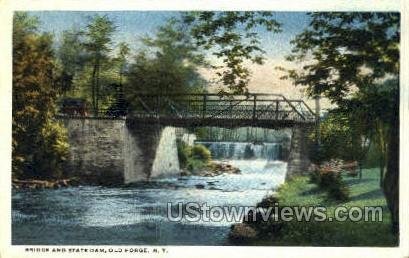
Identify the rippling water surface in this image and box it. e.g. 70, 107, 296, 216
12, 160, 286, 245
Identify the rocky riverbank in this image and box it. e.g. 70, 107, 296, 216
180, 161, 241, 177
12, 178, 82, 190
229, 194, 281, 244
12, 161, 242, 189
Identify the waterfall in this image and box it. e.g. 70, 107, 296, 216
196, 141, 282, 160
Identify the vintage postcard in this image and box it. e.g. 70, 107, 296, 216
0, 0, 408, 257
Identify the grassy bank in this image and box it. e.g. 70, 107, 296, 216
255, 168, 398, 246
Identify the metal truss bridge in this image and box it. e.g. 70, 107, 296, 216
127, 93, 315, 128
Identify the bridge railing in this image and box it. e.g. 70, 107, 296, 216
56, 106, 127, 119
129, 93, 315, 123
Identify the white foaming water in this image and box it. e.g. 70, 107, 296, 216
197, 141, 282, 160
83, 141, 287, 227
176, 159, 287, 226
68, 159, 287, 228
12, 141, 287, 245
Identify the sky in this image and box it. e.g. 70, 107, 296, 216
27, 11, 329, 108
30, 11, 310, 58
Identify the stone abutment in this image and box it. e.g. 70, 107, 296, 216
61, 118, 179, 184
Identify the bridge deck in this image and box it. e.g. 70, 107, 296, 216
127, 93, 315, 128
127, 117, 313, 129
58, 93, 316, 128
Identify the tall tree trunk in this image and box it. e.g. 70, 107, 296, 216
379, 151, 386, 187
382, 114, 399, 233
95, 59, 100, 116
91, 63, 97, 116
358, 162, 362, 180
376, 120, 388, 187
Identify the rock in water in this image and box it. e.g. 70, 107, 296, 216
195, 184, 205, 189
229, 223, 257, 244
257, 195, 279, 208
180, 169, 191, 176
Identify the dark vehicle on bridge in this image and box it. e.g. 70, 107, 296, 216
59, 98, 89, 117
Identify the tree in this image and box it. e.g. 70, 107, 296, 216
13, 12, 69, 179
84, 15, 115, 115
57, 29, 88, 93
349, 79, 398, 184
283, 13, 399, 100
125, 20, 207, 110
284, 12, 399, 231
101, 42, 131, 116
116, 42, 130, 88
311, 107, 371, 176
180, 11, 282, 93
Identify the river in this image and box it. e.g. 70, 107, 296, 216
12, 142, 287, 245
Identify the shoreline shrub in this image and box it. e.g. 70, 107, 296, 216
191, 144, 211, 163
309, 163, 349, 201
177, 141, 212, 171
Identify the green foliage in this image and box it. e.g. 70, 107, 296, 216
193, 127, 209, 139
125, 20, 207, 107
186, 159, 206, 172
283, 12, 399, 101
284, 14, 400, 216
54, 15, 124, 115
309, 169, 321, 184
117, 42, 130, 62
310, 110, 368, 163
176, 140, 211, 171
320, 172, 349, 201
84, 15, 116, 114
33, 120, 70, 178
181, 11, 282, 93
363, 142, 383, 169
309, 169, 349, 201
176, 140, 191, 168
258, 170, 397, 246
310, 79, 398, 188
54, 12, 284, 113
350, 79, 398, 177
191, 144, 212, 162
57, 29, 87, 93
13, 12, 69, 179
308, 79, 398, 195
126, 51, 206, 96
115, 42, 130, 87
84, 15, 116, 54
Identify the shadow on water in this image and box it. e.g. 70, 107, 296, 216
12, 141, 288, 245
12, 222, 231, 245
